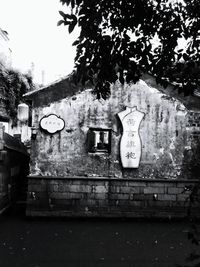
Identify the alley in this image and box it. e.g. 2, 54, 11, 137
0, 211, 197, 267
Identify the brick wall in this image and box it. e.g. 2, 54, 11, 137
26, 176, 198, 218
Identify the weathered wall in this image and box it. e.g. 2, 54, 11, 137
30, 79, 189, 180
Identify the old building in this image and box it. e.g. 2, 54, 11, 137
0, 28, 30, 213
24, 74, 200, 218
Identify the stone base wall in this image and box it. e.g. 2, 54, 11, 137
26, 176, 200, 219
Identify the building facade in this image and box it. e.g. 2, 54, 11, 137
24, 74, 200, 218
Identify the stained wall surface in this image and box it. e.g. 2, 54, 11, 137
29, 79, 191, 180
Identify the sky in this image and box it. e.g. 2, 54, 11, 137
0, 0, 188, 86
0, 0, 78, 85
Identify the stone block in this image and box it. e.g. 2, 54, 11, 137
91, 181, 108, 187
109, 193, 129, 200
28, 184, 46, 192
69, 184, 89, 193
167, 187, 183, 194
81, 185, 92, 193
58, 184, 66, 193
110, 186, 120, 193
52, 199, 75, 208
132, 194, 154, 201
89, 193, 107, 200
117, 199, 130, 206
28, 180, 40, 185
157, 194, 176, 201
147, 200, 172, 207
129, 200, 144, 207
128, 181, 146, 187
146, 182, 169, 188
144, 187, 165, 194
97, 199, 109, 206
70, 180, 81, 185
53, 184, 59, 191
94, 185, 107, 193
112, 181, 129, 187
177, 183, 194, 188
50, 192, 84, 199
86, 199, 99, 206
177, 194, 190, 202
120, 186, 141, 194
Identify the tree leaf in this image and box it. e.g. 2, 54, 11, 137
72, 40, 80, 46
59, 10, 67, 18
59, 0, 200, 98
57, 20, 64, 26
68, 22, 76, 33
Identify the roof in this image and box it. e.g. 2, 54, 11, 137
24, 72, 200, 110
23, 73, 88, 107
23, 74, 71, 98
142, 73, 200, 110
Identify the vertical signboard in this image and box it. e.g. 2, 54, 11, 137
118, 107, 145, 168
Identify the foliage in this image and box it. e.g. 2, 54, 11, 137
58, 0, 200, 99
178, 184, 200, 267
177, 169, 200, 267
0, 66, 34, 125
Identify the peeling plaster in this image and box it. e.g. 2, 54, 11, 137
153, 153, 160, 160
169, 137, 176, 150
168, 152, 175, 166
159, 148, 164, 155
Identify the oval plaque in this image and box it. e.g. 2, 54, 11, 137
40, 114, 65, 134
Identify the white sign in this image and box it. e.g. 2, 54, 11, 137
40, 114, 65, 134
118, 107, 144, 168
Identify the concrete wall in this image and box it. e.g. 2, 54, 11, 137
30, 79, 189, 179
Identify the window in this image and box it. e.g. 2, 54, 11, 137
87, 128, 111, 153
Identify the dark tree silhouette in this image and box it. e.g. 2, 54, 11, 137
58, 0, 200, 99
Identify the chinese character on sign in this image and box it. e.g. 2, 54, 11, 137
125, 152, 136, 159
40, 114, 65, 134
118, 106, 145, 168
126, 141, 135, 147
128, 131, 135, 137
126, 119, 135, 126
